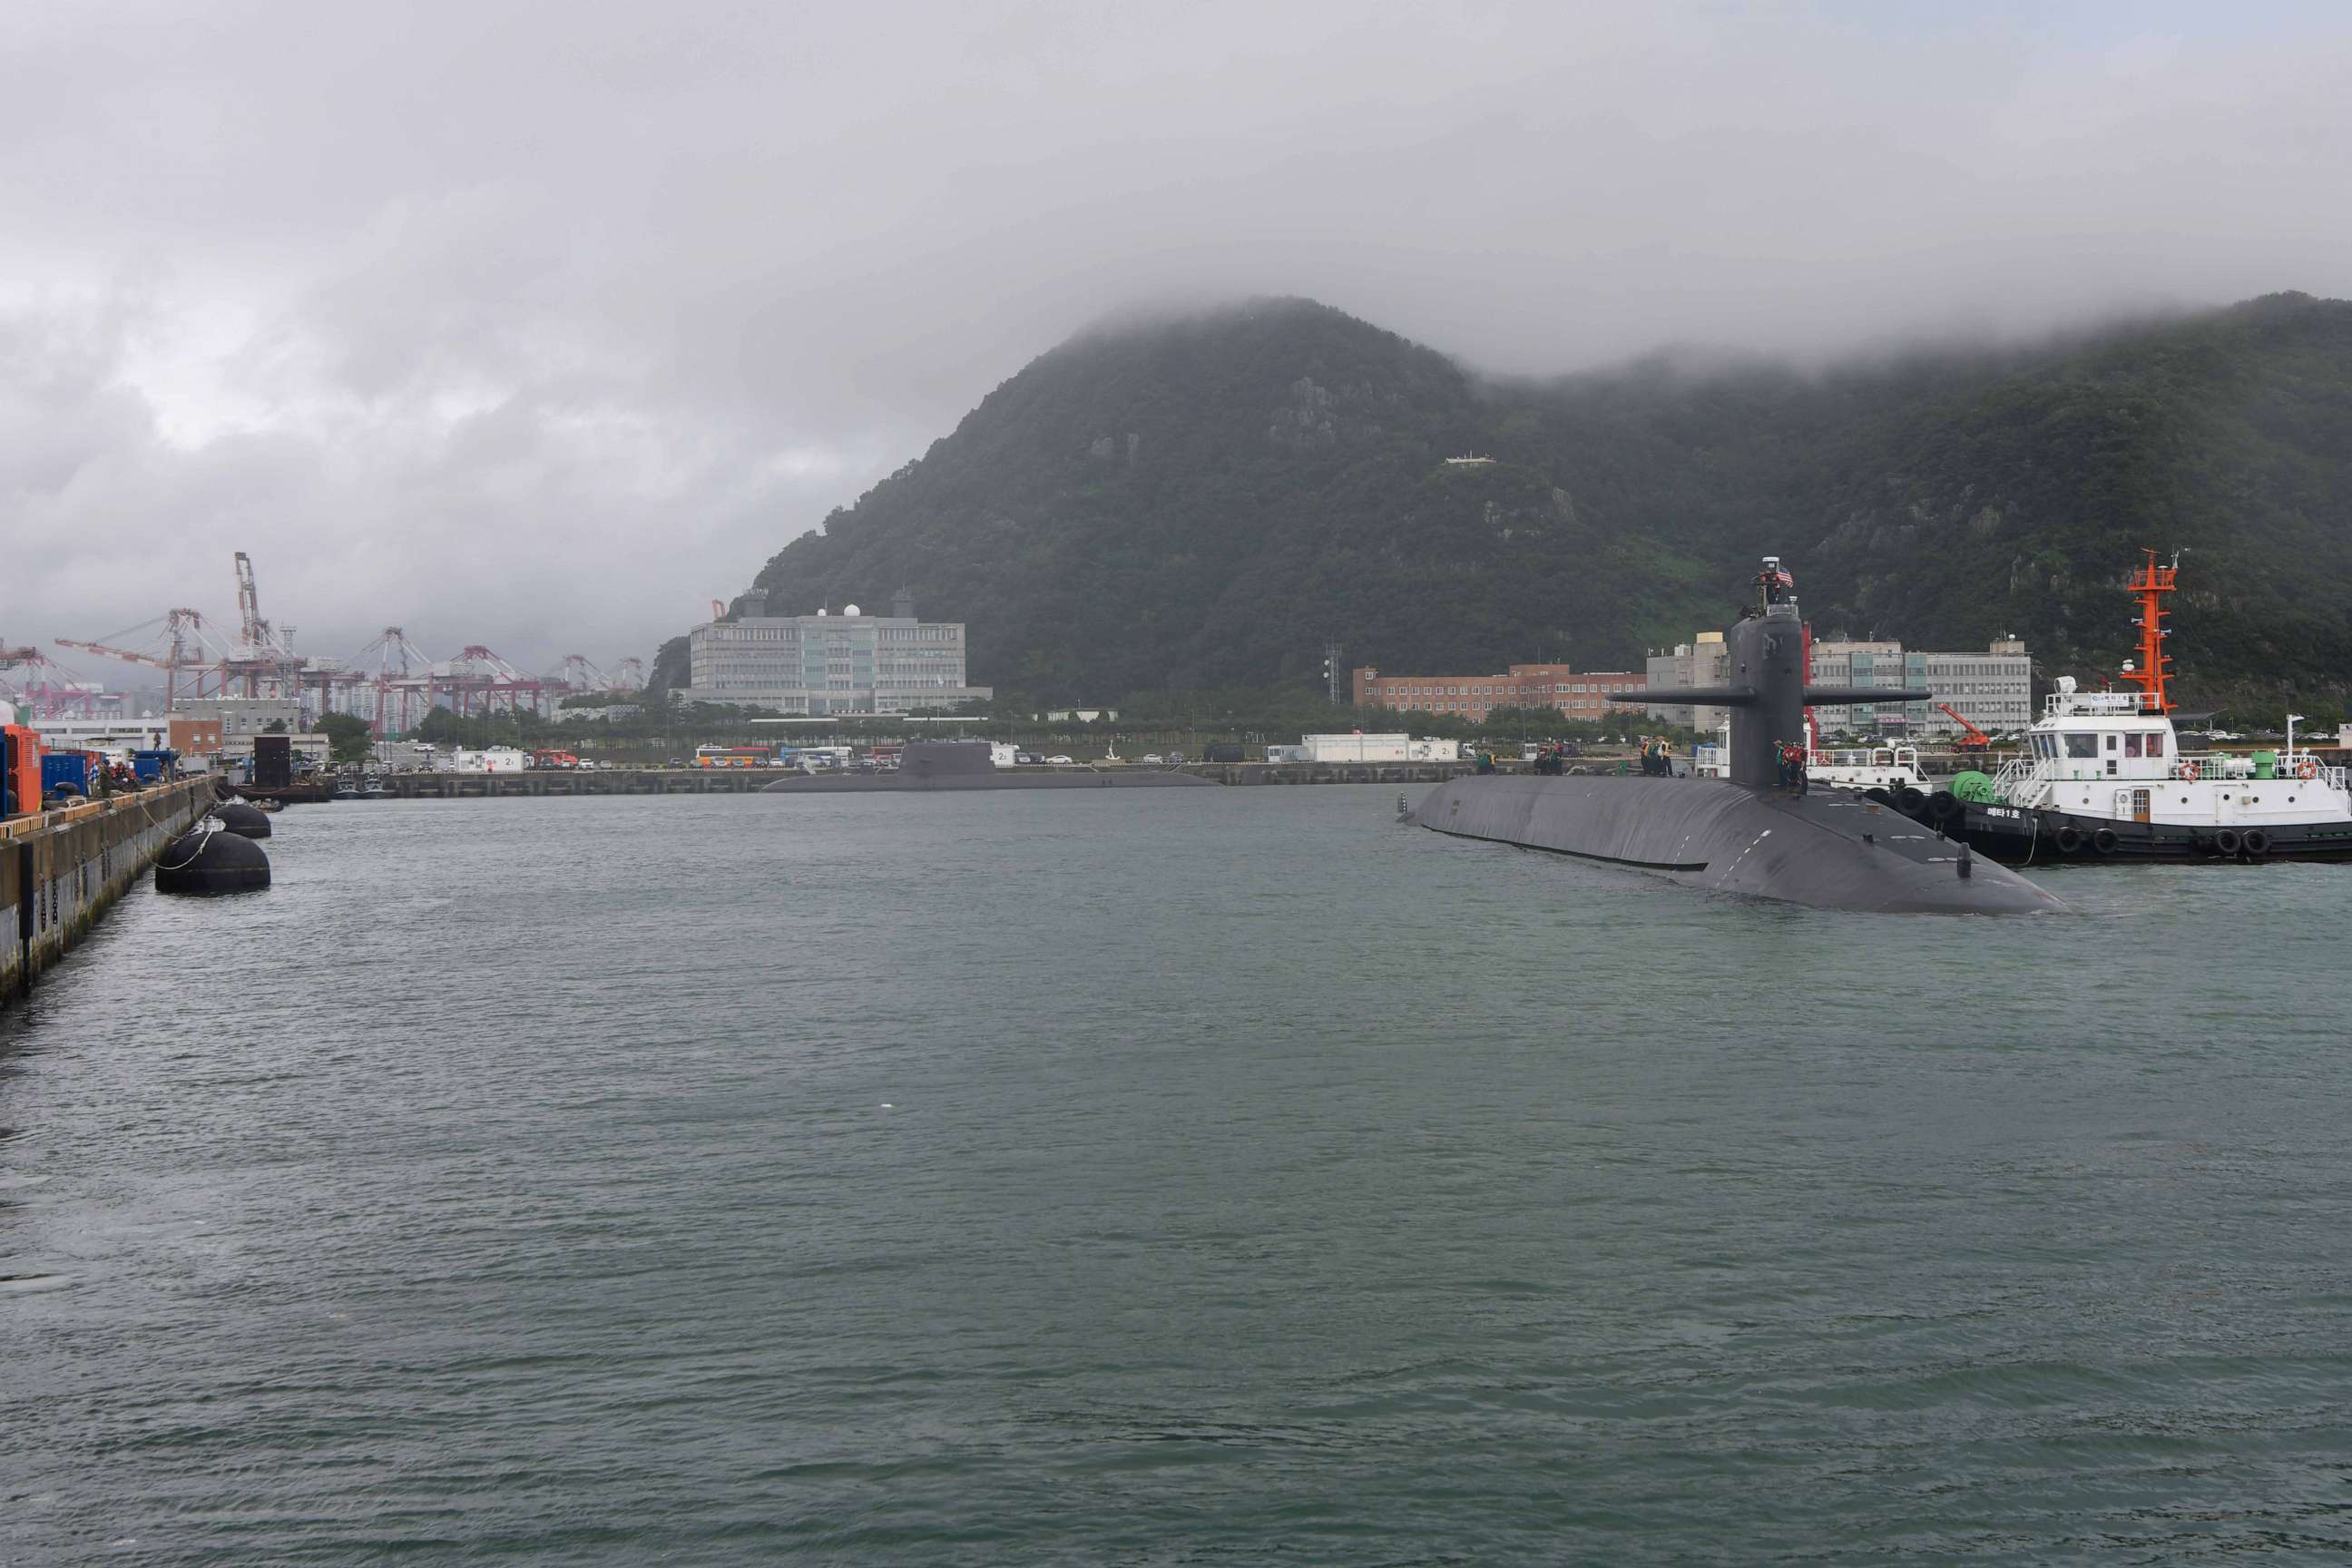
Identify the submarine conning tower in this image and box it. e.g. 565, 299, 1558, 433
1623, 557, 1930, 788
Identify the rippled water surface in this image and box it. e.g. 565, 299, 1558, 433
5, 788, 2351, 1563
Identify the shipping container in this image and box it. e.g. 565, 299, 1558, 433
3, 725, 42, 817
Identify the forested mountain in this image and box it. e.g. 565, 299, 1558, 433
695, 292, 2352, 707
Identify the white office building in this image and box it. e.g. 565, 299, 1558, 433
1809, 638, 2032, 740
680, 589, 993, 716
30, 716, 173, 751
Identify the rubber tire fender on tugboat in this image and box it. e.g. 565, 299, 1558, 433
1895, 785, 1927, 816
2241, 828, 2269, 859
1926, 789, 1958, 822
2092, 827, 2119, 855
2213, 828, 2242, 857
2054, 825, 2084, 855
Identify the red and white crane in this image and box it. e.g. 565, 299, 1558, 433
55, 608, 228, 707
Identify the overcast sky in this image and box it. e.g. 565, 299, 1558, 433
5, 0, 2347, 683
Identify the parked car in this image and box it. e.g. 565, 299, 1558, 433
1014, 751, 1045, 765
1166, 751, 1187, 765
1046, 754, 1074, 765
1141, 753, 1165, 765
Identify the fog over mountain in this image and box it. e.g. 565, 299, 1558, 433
5, 1, 2350, 676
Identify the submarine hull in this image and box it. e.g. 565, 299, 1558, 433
1411, 774, 2062, 913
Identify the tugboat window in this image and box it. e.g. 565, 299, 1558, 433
2148, 733, 2165, 757
2125, 734, 2143, 758
2064, 734, 2099, 759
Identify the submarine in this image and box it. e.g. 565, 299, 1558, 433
763, 740, 1215, 792
1406, 558, 2063, 914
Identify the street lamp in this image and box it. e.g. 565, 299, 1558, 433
2288, 712, 2305, 761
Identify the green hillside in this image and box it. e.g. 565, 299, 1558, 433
696, 292, 2352, 710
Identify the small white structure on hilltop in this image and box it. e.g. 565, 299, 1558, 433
1267, 733, 1461, 764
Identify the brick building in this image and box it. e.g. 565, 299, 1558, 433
1353, 663, 1646, 724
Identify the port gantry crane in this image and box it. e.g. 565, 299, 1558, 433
556, 653, 612, 693
42, 551, 636, 736
431, 646, 554, 720
351, 625, 436, 737
1, 648, 108, 718
220, 550, 304, 699
55, 608, 229, 707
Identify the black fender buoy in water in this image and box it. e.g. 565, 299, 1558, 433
2054, 825, 2084, 854
2241, 828, 2269, 858
2092, 827, 2119, 854
1926, 790, 1959, 822
1895, 785, 1927, 816
213, 801, 272, 838
155, 823, 270, 895
2213, 828, 2241, 857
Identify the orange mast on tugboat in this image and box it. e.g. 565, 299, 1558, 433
2121, 550, 2178, 715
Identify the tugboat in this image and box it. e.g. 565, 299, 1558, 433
1884, 552, 2352, 864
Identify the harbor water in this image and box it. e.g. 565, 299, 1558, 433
5, 789, 2350, 1563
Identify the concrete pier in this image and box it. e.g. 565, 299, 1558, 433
3, 779, 214, 1005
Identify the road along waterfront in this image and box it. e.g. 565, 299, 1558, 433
5, 789, 2350, 1562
